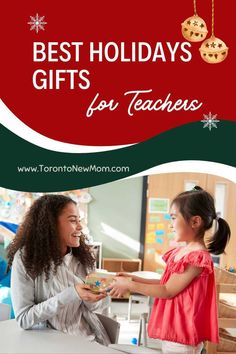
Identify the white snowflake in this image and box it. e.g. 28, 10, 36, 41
28, 14, 47, 33
201, 112, 220, 131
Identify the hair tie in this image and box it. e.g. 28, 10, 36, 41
192, 186, 203, 192
215, 215, 220, 221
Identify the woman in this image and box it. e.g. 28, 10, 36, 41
8, 194, 110, 345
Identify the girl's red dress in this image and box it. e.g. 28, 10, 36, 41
148, 247, 219, 345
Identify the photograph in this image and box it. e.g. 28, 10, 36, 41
1, 172, 236, 353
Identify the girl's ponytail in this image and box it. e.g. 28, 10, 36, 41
207, 217, 231, 255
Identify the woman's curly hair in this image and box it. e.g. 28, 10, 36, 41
7, 194, 95, 280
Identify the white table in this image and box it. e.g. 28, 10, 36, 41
0, 320, 122, 353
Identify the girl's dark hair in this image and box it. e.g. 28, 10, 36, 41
171, 186, 231, 255
7, 194, 95, 279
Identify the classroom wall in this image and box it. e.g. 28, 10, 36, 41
88, 177, 143, 259
143, 173, 236, 270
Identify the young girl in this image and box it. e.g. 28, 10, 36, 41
108, 186, 231, 354
8, 194, 110, 345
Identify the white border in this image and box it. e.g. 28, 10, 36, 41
127, 161, 236, 183
0, 99, 133, 154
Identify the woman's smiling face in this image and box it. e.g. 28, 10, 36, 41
57, 202, 82, 254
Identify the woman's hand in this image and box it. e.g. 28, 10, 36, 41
75, 284, 107, 302
108, 277, 132, 298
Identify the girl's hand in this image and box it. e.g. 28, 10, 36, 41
108, 277, 132, 298
116, 272, 146, 283
116, 272, 131, 277
75, 284, 107, 302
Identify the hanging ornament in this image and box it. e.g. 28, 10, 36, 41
199, 0, 228, 64
181, 0, 208, 42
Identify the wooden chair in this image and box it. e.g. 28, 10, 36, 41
206, 280, 236, 354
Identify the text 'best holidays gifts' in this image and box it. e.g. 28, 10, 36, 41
31, 41, 203, 118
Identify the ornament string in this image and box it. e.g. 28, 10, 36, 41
212, 0, 215, 36
193, 0, 198, 16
